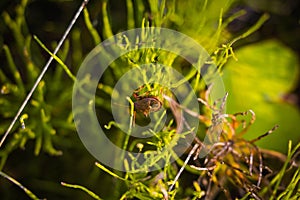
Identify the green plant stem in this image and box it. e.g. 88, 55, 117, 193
83, 8, 101, 45
33, 36, 76, 81
0, 171, 41, 200
61, 182, 102, 200
230, 13, 270, 46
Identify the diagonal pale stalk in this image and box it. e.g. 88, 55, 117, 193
0, 0, 90, 148
169, 143, 201, 192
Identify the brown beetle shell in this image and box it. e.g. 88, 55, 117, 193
134, 97, 162, 117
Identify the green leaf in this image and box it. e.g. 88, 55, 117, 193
223, 40, 300, 152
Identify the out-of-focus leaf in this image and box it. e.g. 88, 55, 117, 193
223, 40, 300, 152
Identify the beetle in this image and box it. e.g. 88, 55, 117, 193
133, 96, 162, 117
128, 85, 164, 126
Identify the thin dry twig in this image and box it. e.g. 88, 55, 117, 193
0, 0, 90, 148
